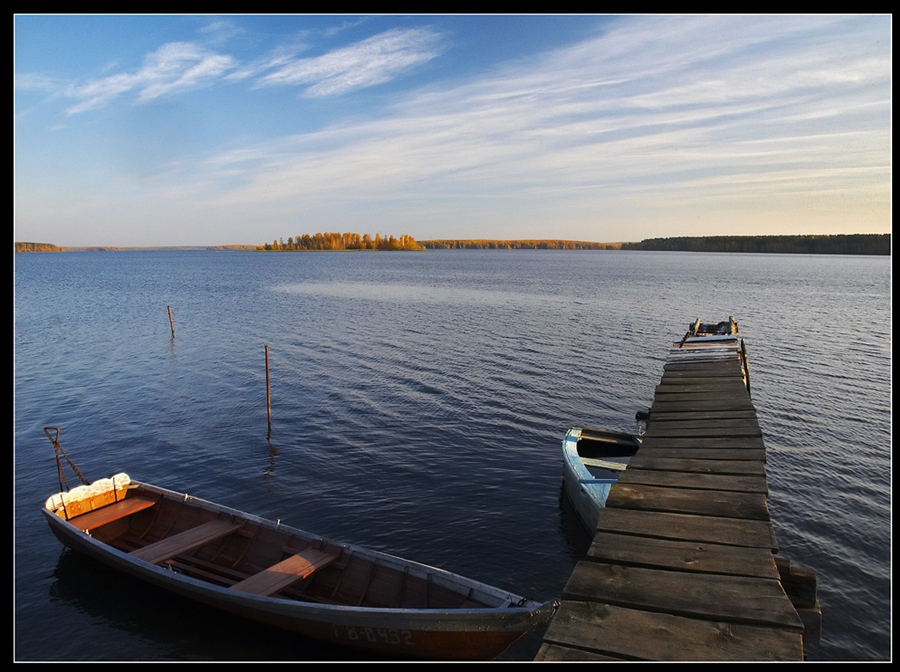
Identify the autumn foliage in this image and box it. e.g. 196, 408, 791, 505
260, 232, 425, 251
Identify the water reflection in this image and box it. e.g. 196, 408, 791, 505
45, 549, 383, 662
280, 281, 564, 309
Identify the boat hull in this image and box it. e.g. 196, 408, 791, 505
561, 427, 641, 533
43, 479, 556, 660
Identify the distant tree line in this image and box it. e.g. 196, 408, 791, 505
620, 234, 890, 255
259, 232, 425, 251
15, 242, 63, 252
421, 239, 621, 250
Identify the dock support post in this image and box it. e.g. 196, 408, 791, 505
265, 345, 272, 439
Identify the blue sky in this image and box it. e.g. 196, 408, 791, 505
14, 14, 892, 247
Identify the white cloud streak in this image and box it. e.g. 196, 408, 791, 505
64, 42, 237, 114
256, 27, 443, 96
57, 27, 443, 114
16, 15, 891, 244
194, 16, 889, 211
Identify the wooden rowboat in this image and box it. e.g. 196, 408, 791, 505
42, 439, 556, 660
561, 427, 641, 532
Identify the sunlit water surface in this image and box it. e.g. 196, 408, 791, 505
14, 249, 890, 661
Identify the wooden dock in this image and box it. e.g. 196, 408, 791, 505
537, 319, 819, 661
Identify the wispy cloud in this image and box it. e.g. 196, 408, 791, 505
178, 15, 888, 236
64, 42, 237, 114
56, 26, 444, 114
14, 15, 890, 244
256, 27, 444, 96
14, 72, 62, 93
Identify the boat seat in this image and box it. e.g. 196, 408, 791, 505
581, 457, 628, 471
66, 497, 157, 532
230, 548, 339, 596
130, 518, 244, 565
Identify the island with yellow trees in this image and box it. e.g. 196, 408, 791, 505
259, 232, 425, 251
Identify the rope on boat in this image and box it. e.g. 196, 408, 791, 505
44, 426, 90, 492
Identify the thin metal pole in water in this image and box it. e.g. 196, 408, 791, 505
265, 345, 272, 439
167, 306, 175, 337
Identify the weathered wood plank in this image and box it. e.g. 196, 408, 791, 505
585, 532, 781, 579
627, 455, 767, 476
647, 409, 758, 422
534, 641, 624, 661
541, 601, 803, 661
664, 354, 741, 364
638, 436, 766, 451
667, 346, 740, 354
606, 483, 770, 519
562, 562, 803, 630
654, 390, 750, 403
664, 356, 742, 365
629, 447, 766, 463
652, 395, 750, 407
654, 377, 748, 387
644, 424, 762, 438
661, 371, 745, 382
655, 383, 750, 397
660, 369, 743, 378
650, 389, 751, 402
618, 470, 768, 493
681, 334, 740, 343
664, 360, 744, 372
650, 399, 756, 413
539, 320, 804, 662
657, 370, 744, 380
645, 418, 762, 433
596, 508, 778, 550
651, 387, 752, 400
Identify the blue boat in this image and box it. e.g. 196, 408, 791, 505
561, 427, 642, 532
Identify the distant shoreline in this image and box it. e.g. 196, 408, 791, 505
620, 233, 890, 256
13, 244, 258, 252
14, 234, 890, 255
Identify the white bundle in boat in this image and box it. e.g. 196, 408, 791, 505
44, 473, 131, 513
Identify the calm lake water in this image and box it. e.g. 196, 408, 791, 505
14, 249, 891, 661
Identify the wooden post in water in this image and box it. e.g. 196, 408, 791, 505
167, 306, 175, 337
691, 317, 701, 337
265, 345, 272, 439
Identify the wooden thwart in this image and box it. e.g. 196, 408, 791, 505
231, 548, 339, 596
581, 457, 627, 471
130, 518, 244, 565
67, 497, 156, 532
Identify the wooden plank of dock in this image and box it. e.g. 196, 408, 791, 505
537, 321, 808, 661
